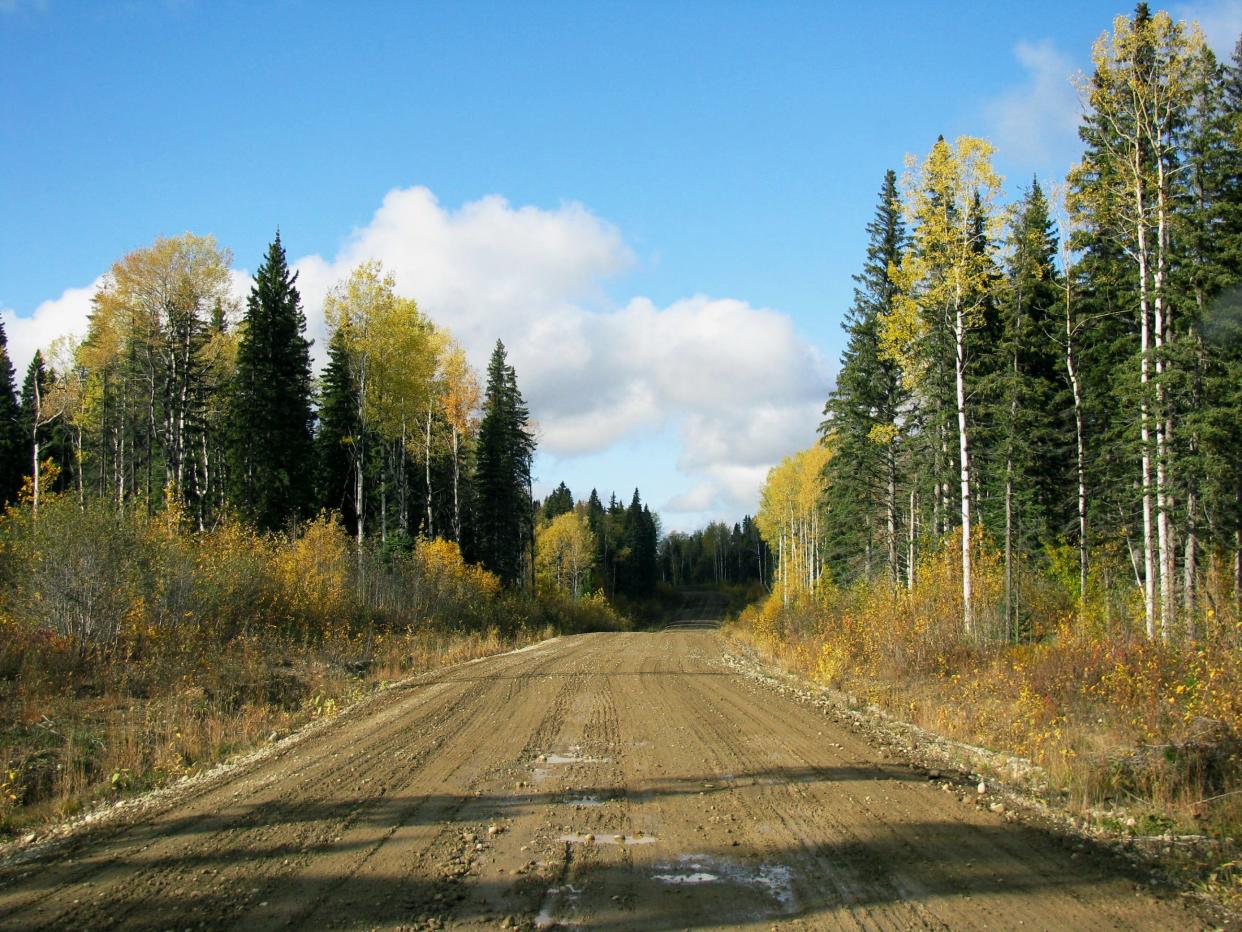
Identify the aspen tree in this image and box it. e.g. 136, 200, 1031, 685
886, 136, 1003, 636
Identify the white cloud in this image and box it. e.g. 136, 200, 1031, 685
291, 187, 632, 371
985, 4, 1242, 177
983, 39, 1082, 171
288, 188, 828, 521
2, 186, 827, 526
1, 279, 100, 375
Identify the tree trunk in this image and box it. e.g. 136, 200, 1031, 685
1066, 290, 1088, 620
451, 426, 461, 542
1137, 173, 1156, 638
887, 454, 898, 586
955, 295, 974, 636
907, 488, 916, 589
1184, 488, 1197, 638
354, 437, 365, 546
425, 401, 434, 538
1154, 163, 1174, 642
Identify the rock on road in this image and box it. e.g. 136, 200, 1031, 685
0, 605, 1201, 930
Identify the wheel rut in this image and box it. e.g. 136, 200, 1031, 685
0, 623, 1206, 931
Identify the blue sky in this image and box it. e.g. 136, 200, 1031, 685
3, 0, 1240, 530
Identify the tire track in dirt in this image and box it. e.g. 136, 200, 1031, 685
0, 614, 1210, 931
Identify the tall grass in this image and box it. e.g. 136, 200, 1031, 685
0, 495, 624, 834
729, 531, 1242, 842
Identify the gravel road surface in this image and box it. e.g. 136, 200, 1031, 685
0, 600, 1201, 930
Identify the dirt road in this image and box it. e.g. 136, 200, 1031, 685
0, 601, 1202, 930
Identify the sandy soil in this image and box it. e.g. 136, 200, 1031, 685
0, 597, 1206, 930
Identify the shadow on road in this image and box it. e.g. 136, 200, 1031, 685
1, 815, 1148, 931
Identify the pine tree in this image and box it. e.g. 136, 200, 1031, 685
617, 490, 657, 597
474, 341, 535, 586
820, 169, 908, 585
1185, 34, 1242, 620
981, 180, 1071, 637
0, 321, 26, 505
20, 351, 70, 513
228, 232, 316, 532
316, 326, 362, 535
542, 481, 574, 521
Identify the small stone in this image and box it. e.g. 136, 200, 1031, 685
977, 782, 987, 795
989, 802, 1005, 814
585, 833, 596, 843
488, 824, 502, 836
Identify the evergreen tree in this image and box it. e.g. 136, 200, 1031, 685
229, 232, 316, 532
820, 169, 908, 585
616, 490, 658, 597
979, 180, 1072, 636
0, 321, 26, 504
474, 341, 536, 586
316, 326, 362, 534
19, 350, 70, 504
542, 481, 574, 521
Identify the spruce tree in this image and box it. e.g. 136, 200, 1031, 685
820, 169, 908, 585
0, 321, 26, 505
978, 180, 1071, 637
316, 326, 362, 535
228, 232, 316, 532
474, 341, 535, 586
542, 481, 574, 521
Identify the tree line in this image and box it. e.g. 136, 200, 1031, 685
658, 518, 770, 589
810, 5, 1241, 641
534, 483, 660, 600
0, 233, 540, 588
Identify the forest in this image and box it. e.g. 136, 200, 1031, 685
734, 6, 1242, 883
0, 233, 672, 830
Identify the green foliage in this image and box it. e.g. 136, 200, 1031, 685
820, 169, 908, 585
473, 341, 535, 587
228, 232, 316, 532
659, 517, 769, 588
0, 321, 25, 507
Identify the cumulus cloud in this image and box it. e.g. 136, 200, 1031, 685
291, 187, 633, 370
1, 279, 101, 374
288, 188, 828, 521
3, 186, 827, 525
983, 39, 1082, 171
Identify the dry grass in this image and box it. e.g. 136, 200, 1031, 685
727, 533, 1242, 904
0, 494, 619, 836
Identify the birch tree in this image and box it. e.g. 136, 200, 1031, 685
1071, 6, 1203, 638
885, 135, 1003, 636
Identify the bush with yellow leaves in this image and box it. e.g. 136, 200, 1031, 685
729, 530, 1242, 846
